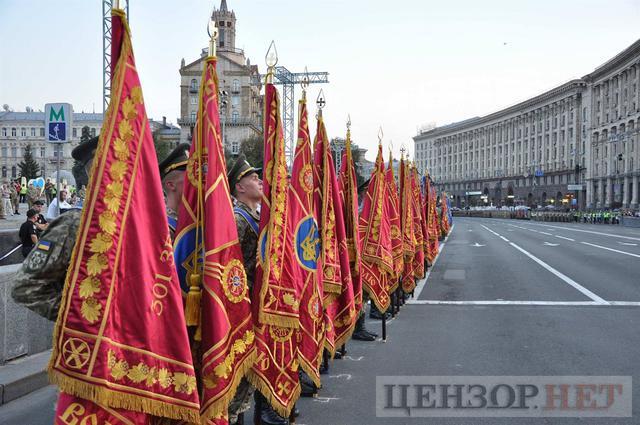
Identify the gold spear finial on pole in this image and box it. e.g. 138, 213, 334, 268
265, 40, 278, 84
301, 66, 309, 101
207, 19, 218, 58
377, 127, 384, 146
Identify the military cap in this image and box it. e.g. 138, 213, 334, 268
33, 200, 45, 206
227, 154, 261, 191
71, 136, 99, 162
159, 143, 190, 179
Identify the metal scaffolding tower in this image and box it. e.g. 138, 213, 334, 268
265, 66, 329, 162
103, 0, 129, 113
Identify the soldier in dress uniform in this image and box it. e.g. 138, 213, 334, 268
158, 143, 190, 241
11, 136, 98, 321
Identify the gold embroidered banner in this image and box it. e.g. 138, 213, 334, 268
248, 82, 301, 418
385, 151, 403, 292
314, 114, 356, 354
292, 96, 324, 386
49, 9, 200, 423
338, 124, 363, 314
400, 157, 416, 293
359, 144, 393, 312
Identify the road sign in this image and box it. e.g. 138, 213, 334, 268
567, 184, 583, 191
45, 103, 73, 143
534, 169, 544, 177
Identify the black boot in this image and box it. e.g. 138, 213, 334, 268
352, 313, 376, 341
299, 370, 318, 397
255, 392, 288, 425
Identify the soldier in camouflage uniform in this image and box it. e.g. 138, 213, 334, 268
11, 136, 98, 321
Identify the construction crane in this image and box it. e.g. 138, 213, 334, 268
263, 66, 329, 162
102, 0, 130, 113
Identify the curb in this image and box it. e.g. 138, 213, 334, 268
0, 350, 51, 405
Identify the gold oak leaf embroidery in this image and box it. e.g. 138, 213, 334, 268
173, 372, 197, 394
130, 86, 143, 104
86, 253, 108, 275
118, 120, 134, 143
81, 297, 102, 323
157, 368, 172, 389
203, 374, 217, 389
110, 160, 127, 181
89, 232, 112, 254
78, 276, 101, 298
111, 360, 129, 380
122, 97, 137, 120
99, 211, 117, 235
127, 363, 149, 384
113, 138, 129, 161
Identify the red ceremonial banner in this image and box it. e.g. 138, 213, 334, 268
440, 192, 451, 236
400, 157, 416, 293
291, 96, 324, 386
248, 82, 301, 418
428, 184, 440, 262
49, 9, 200, 423
359, 144, 394, 312
174, 55, 256, 422
410, 166, 426, 280
385, 151, 403, 292
313, 114, 356, 354
338, 125, 363, 314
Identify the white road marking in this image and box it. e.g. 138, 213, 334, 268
525, 223, 640, 241
539, 231, 553, 236
409, 300, 640, 306
328, 374, 352, 380
413, 224, 454, 299
471, 242, 485, 247
555, 235, 575, 241
480, 224, 608, 304
314, 397, 340, 403
619, 242, 638, 246
499, 236, 510, 242
580, 242, 640, 258
543, 242, 559, 246
343, 355, 364, 361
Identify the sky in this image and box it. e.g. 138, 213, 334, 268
1, 0, 640, 161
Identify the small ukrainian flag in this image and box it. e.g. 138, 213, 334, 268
37, 241, 51, 251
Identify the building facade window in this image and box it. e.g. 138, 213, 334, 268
232, 79, 240, 92
232, 110, 239, 123
190, 97, 197, 105
40, 128, 45, 137
31, 127, 36, 137
11, 166, 16, 178
11, 147, 17, 157
11, 128, 16, 137
21, 128, 26, 137
73, 128, 77, 138
1, 147, 6, 157
1, 128, 6, 137
91, 128, 96, 137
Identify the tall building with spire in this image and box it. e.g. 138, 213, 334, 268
178, 0, 263, 154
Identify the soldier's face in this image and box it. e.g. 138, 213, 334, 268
163, 170, 185, 197
236, 172, 263, 202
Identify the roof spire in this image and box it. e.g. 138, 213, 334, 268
220, 0, 228, 12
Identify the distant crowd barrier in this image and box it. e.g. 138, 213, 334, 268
451, 210, 531, 220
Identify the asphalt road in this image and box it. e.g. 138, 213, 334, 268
3, 217, 640, 424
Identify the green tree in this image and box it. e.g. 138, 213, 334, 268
153, 129, 172, 165
18, 144, 40, 180
72, 126, 92, 187
238, 134, 264, 170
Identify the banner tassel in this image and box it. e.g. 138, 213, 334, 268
185, 273, 202, 327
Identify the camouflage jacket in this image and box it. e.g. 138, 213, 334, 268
234, 201, 259, 293
11, 209, 81, 321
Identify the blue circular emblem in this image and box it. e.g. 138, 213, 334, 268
295, 215, 320, 271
